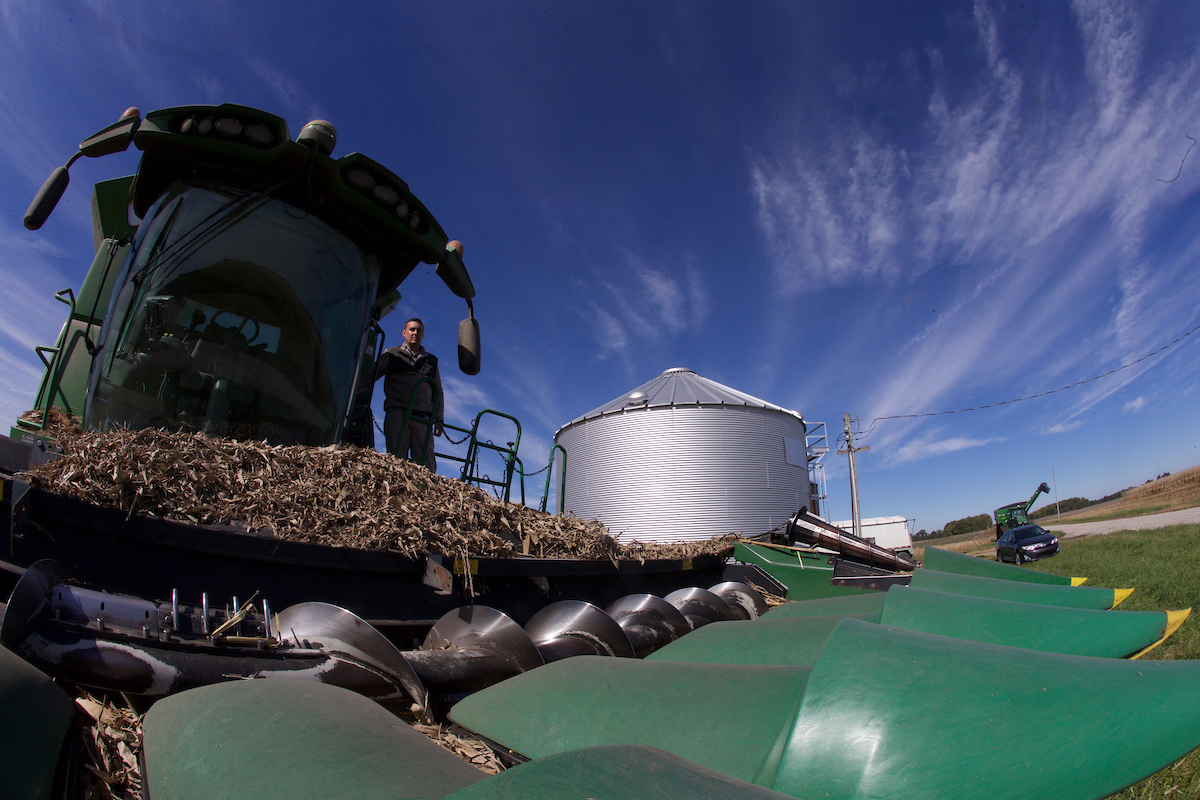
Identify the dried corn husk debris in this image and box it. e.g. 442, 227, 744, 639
16, 407, 80, 439
74, 691, 143, 800
21, 427, 736, 562
748, 582, 788, 607
411, 722, 506, 774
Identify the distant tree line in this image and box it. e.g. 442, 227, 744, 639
913, 513, 993, 540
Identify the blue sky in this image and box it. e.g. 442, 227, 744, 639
2, 1, 1199, 533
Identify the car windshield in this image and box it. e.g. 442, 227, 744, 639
86, 184, 379, 445
1015, 526, 1049, 542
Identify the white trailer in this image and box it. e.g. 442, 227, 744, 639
831, 515, 914, 557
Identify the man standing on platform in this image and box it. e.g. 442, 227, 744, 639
374, 318, 443, 470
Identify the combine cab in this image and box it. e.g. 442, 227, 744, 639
14, 104, 480, 449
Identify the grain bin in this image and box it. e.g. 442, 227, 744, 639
553, 368, 812, 544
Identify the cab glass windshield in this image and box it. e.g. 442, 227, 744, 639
87, 184, 378, 445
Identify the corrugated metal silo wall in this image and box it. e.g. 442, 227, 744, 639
554, 405, 811, 543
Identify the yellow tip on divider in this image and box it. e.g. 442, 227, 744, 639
1110, 588, 1135, 609
1071, 577, 1088, 586
1130, 609, 1192, 660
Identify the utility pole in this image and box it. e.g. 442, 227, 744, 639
1053, 468, 1060, 523
837, 413, 869, 539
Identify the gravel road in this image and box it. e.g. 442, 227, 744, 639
1043, 507, 1200, 539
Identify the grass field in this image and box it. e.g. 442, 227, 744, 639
1009, 523, 1200, 799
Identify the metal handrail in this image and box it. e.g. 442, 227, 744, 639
461, 409, 522, 502
539, 445, 566, 514
20, 289, 78, 433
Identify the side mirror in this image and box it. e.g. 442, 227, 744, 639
458, 313, 481, 375
24, 109, 141, 231
24, 167, 71, 230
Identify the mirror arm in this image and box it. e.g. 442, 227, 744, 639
23, 110, 141, 230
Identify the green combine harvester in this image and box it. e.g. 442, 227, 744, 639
3, 105, 1200, 800
994, 481, 1051, 538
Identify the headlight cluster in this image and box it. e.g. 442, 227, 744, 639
175, 114, 278, 148
342, 166, 424, 232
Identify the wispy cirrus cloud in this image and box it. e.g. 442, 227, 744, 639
754, 0, 1200, 463
580, 253, 711, 362
886, 434, 1003, 466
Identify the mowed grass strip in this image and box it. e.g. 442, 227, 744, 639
1026, 524, 1200, 799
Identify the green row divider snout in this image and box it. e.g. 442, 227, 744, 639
922, 546, 1085, 585
911, 568, 1129, 609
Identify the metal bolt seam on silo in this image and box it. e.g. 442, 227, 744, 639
553, 368, 811, 544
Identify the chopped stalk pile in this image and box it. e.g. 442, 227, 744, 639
19, 420, 736, 563
73, 691, 143, 800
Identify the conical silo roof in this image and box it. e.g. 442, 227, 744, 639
557, 367, 803, 433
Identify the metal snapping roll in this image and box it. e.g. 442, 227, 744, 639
275, 602, 430, 717
708, 582, 768, 620
664, 587, 735, 630
524, 601, 635, 662
0, 559, 65, 649
402, 605, 543, 694
604, 594, 690, 658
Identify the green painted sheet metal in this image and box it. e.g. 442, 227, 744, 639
761, 591, 888, 619
910, 568, 1124, 609
649, 587, 1178, 666
922, 546, 1079, 585
880, 587, 1177, 658
646, 616, 848, 666
448, 656, 812, 786
733, 541, 871, 600
446, 745, 797, 800
0, 645, 75, 800
772, 618, 1200, 800
143, 679, 486, 800
452, 619, 1200, 800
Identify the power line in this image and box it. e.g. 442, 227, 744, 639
863, 320, 1200, 433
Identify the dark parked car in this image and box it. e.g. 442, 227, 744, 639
996, 524, 1060, 564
